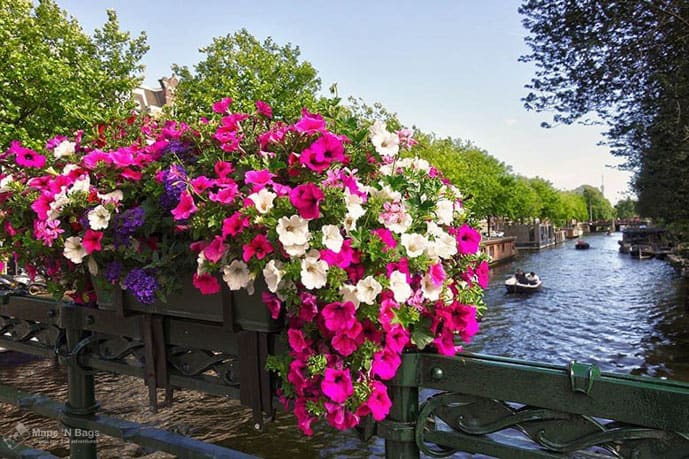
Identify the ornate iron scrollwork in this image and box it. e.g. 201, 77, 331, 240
416, 392, 689, 458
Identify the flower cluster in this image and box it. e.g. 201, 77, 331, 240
0, 100, 488, 434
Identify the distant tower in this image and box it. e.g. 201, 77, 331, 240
600, 173, 605, 196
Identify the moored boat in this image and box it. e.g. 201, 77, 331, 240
630, 244, 654, 259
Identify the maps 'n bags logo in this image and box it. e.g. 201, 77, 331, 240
2, 421, 31, 449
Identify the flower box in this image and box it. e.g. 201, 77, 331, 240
93, 275, 282, 332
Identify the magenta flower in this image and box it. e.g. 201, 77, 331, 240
242, 234, 274, 262
299, 133, 346, 173
321, 367, 353, 403
212, 97, 233, 113
294, 109, 326, 134
203, 236, 227, 263
192, 273, 220, 294
324, 402, 359, 430
82, 150, 113, 169
82, 229, 103, 254
385, 324, 410, 353
191, 176, 215, 194
433, 329, 458, 356
214, 160, 234, 178
372, 228, 397, 251
429, 262, 446, 287
322, 301, 356, 332
208, 183, 239, 204
298, 292, 319, 321
289, 183, 324, 219
262, 291, 282, 320
456, 224, 481, 254
11, 142, 46, 169
245, 169, 275, 190
294, 398, 315, 436
371, 348, 401, 380
332, 333, 358, 357
33, 219, 63, 247
221, 213, 249, 238
288, 328, 311, 354
475, 261, 490, 288
367, 381, 392, 421
255, 100, 273, 118
171, 191, 198, 220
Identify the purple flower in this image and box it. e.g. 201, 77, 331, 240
123, 268, 159, 305
162, 140, 197, 163
113, 206, 145, 246
104, 261, 123, 284
160, 164, 188, 209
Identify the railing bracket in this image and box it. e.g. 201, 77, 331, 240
569, 361, 600, 395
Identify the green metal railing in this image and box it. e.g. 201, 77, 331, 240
382, 353, 689, 458
4, 292, 689, 458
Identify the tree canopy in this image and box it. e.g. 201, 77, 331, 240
0, 0, 148, 148
172, 29, 322, 121
519, 0, 689, 228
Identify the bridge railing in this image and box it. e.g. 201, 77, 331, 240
382, 352, 689, 458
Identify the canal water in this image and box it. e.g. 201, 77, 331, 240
1, 232, 688, 457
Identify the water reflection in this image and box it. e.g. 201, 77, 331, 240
1, 232, 687, 457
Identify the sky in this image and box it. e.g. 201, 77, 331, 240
54, 0, 633, 204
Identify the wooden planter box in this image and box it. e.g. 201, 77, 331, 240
93, 276, 283, 333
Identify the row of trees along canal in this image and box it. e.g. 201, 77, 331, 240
1, 0, 636, 234
520, 0, 689, 240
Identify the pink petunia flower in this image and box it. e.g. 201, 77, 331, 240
262, 291, 282, 320
385, 324, 410, 353
245, 169, 275, 191
203, 236, 227, 263
82, 229, 103, 254
289, 183, 324, 219
324, 401, 359, 430
255, 100, 273, 118
371, 347, 402, 380
366, 380, 392, 421
455, 224, 481, 254
299, 133, 346, 173
294, 109, 326, 134
208, 183, 239, 204
321, 367, 353, 403
11, 142, 46, 168
214, 160, 234, 178
321, 301, 356, 332
428, 262, 446, 287
242, 234, 274, 262
171, 191, 198, 220
288, 328, 311, 354
372, 228, 398, 251
212, 97, 233, 114
192, 273, 220, 294
221, 213, 250, 238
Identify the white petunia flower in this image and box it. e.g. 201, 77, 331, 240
435, 198, 454, 226
248, 188, 276, 214
433, 231, 458, 259
421, 273, 442, 301
401, 233, 428, 258
63, 236, 87, 264
356, 276, 383, 305
343, 212, 359, 233
68, 175, 90, 195
222, 260, 251, 290
284, 242, 310, 258
369, 121, 400, 158
411, 157, 430, 172
389, 270, 412, 303
47, 190, 69, 220
370, 185, 402, 202
339, 284, 360, 308
321, 225, 344, 252
263, 259, 285, 293
300, 252, 328, 290
196, 251, 208, 275
88, 205, 111, 230
97, 190, 124, 204
0, 175, 14, 192
276, 215, 310, 246
53, 140, 76, 159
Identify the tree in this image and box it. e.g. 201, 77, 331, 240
0, 0, 148, 148
576, 185, 614, 221
615, 197, 638, 219
519, 0, 689, 228
172, 29, 321, 121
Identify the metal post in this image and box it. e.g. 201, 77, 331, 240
64, 326, 98, 459
384, 353, 419, 459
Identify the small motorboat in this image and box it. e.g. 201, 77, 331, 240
575, 240, 590, 250
505, 272, 542, 293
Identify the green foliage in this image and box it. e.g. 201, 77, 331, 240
519, 0, 689, 229
576, 185, 614, 221
0, 0, 148, 149
171, 29, 321, 121
615, 197, 637, 219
